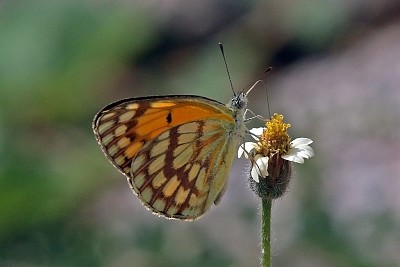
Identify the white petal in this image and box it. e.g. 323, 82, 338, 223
237, 142, 258, 158
291, 138, 313, 147
282, 137, 314, 163
250, 155, 270, 183
297, 145, 315, 158
282, 148, 305, 163
237, 144, 245, 158
293, 140, 315, 158
249, 127, 265, 141
251, 154, 268, 183
256, 156, 269, 177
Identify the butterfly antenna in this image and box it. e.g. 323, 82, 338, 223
263, 67, 273, 118
219, 43, 236, 96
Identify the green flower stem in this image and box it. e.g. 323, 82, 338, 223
261, 198, 272, 267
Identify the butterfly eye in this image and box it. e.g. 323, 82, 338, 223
230, 91, 247, 110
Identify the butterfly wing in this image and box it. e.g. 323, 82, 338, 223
128, 118, 239, 220
93, 95, 239, 220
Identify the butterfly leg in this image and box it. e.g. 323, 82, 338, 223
244, 109, 266, 122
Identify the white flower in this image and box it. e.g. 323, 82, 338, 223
238, 126, 314, 183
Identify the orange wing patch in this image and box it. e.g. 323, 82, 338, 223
93, 96, 233, 177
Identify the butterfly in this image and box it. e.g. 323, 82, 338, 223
92, 92, 251, 220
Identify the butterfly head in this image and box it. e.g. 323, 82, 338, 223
230, 91, 247, 111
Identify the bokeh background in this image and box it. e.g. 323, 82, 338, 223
1, 0, 400, 266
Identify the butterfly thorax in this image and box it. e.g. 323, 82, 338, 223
227, 91, 248, 140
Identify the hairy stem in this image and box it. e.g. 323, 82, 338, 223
261, 198, 271, 267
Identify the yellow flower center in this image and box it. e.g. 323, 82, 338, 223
257, 113, 291, 156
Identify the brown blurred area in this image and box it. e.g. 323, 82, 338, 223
1, 0, 399, 266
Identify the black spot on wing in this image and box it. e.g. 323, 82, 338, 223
166, 112, 172, 124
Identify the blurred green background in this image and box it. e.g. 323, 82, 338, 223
1, 0, 400, 266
